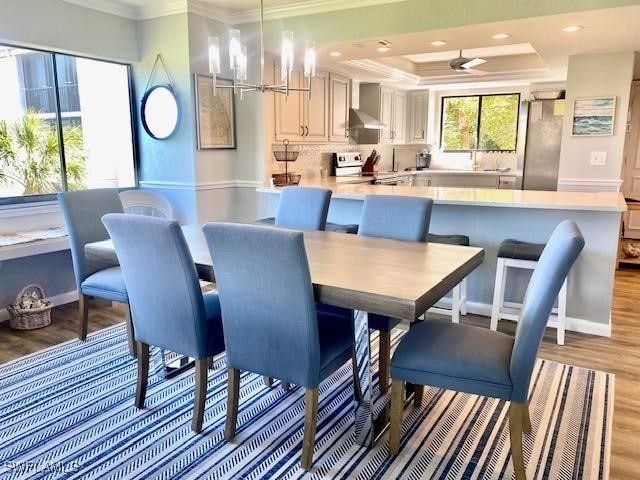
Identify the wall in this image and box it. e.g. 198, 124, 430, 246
558, 52, 635, 192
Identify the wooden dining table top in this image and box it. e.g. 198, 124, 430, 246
85, 224, 484, 321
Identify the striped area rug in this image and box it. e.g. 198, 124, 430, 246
1, 324, 613, 479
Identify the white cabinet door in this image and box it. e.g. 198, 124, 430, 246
274, 70, 304, 141
380, 86, 394, 143
304, 71, 329, 142
414, 175, 432, 187
329, 73, 349, 143
432, 175, 499, 188
409, 91, 427, 142
392, 90, 406, 143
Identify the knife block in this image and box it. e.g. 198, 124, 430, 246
362, 156, 379, 176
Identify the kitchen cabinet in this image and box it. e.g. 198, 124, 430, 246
357, 84, 407, 144
431, 174, 499, 188
274, 69, 328, 143
414, 175, 432, 187
408, 90, 428, 142
329, 73, 350, 143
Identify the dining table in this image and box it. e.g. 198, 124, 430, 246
85, 223, 484, 447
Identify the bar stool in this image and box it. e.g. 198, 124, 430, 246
427, 233, 470, 323
490, 239, 568, 345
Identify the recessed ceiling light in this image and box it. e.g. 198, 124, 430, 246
492, 33, 510, 39
430, 40, 447, 46
562, 25, 583, 32
376, 46, 391, 53
329, 51, 342, 57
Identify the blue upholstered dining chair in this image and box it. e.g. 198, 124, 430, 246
102, 214, 225, 433
358, 194, 433, 394
202, 222, 361, 471
57, 189, 135, 355
274, 186, 332, 230
388, 220, 585, 480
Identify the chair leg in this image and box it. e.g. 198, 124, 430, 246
123, 304, 136, 358
413, 385, 424, 407
78, 294, 89, 340
225, 368, 240, 441
301, 388, 319, 471
388, 379, 405, 455
282, 382, 290, 391
509, 402, 528, 480
135, 342, 149, 408
207, 356, 214, 369
351, 350, 363, 403
460, 277, 468, 315
490, 258, 506, 331
451, 284, 461, 323
557, 279, 568, 346
264, 376, 274, 388
192, 358, 209, 433
379, 330, 391, 394
522, 401, 532, 433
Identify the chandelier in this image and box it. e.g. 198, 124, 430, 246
207, 0, 316, 99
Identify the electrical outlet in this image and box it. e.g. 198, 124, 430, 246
590, 151, 607, 166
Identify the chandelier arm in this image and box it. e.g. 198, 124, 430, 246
260, 0, 265, 86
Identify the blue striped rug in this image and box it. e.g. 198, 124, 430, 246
1, 324, 612, 479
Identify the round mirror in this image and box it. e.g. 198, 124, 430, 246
141, 84, 180, 140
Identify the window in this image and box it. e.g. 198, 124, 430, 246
440, 93, 520, 151
0, 45, 136, 204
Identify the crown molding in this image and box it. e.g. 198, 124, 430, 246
63, 0, 408, 23
342, 59, 421, 85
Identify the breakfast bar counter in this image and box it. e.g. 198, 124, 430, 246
258, 179, 626, 337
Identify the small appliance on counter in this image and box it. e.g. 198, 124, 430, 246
332, 152, 363, 177
362, 149, 382, 176
415, 149, 432, 170
272, 139, 301, 186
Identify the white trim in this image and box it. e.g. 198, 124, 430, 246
430, 298, 611, 337
0, 290, 78, 323
0, 202, 60, 219
557, 178, 623, 192
0, 237, 69, 262
140, 180, 263, 190
63, 0, 406, 22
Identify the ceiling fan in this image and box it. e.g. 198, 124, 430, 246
420, 49, 489, 76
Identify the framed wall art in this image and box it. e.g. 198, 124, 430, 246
571, 96, 616, 136
195, 74, 236, 149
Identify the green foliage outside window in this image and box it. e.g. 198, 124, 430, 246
441, 94, 519, 151
0, 110, 86, 195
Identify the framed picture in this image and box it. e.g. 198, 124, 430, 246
194, 74, 236, 149
571, 96, 616, 136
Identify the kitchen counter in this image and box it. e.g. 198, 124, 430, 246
378, 169, 523, 177
258, 177, 626, 212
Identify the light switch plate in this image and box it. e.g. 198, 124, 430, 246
590, 151, 607, 166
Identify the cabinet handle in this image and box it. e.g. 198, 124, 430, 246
305, 126, 309, 136
422, 130, 425, 138
345, 128, 349, 138
300, 125, 305, 136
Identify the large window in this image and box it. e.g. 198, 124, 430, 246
0, 45, 136, 204
440, 93, 520, 151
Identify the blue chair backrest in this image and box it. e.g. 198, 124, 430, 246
275, 186, 331, 231
58, 188, 124, 289
358, 195, 433, 242
509, 220, 585, 402
202, 222, 322, 388
102, 214, 209, 358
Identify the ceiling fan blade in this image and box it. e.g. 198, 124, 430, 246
461, 57, 487, 69
463, 68, 489, 76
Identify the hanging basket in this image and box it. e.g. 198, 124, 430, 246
7, 284, 53, 330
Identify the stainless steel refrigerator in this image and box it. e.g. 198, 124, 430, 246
522, 99, 565, 191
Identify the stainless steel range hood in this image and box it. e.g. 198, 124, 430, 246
349, 108, 385, 130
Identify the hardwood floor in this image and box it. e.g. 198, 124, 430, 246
1, 270, 639, 478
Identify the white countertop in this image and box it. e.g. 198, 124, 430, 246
257, 177, 627, 212
377, 169, 522, 178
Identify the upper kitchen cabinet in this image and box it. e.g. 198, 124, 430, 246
357, 83, 407, 144
274, 69, 328, 142
408, 90, 428, 143
329, 73, 350, 143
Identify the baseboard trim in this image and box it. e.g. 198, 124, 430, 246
557, 178, 622, 192
430, 298, 611, 337
0, 290, 79, 323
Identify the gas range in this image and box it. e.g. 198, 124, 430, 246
332, 152, 363, 177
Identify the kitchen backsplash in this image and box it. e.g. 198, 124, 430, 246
268, 143, 518, 178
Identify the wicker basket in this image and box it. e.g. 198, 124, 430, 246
272, 173, 301, 186
7, 284, 53, 330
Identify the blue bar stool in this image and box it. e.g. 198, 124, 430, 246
490, 238, 569, 345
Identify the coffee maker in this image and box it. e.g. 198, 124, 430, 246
415, 150, 431, 170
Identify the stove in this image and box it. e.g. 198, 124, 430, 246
332, 152, 363, 177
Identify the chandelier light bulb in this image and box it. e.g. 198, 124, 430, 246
281, 31, 294, 81
236, 44, 248, 81
228, 29, 242, 69
304, 40, 316, 78
208, 36, 221, 74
